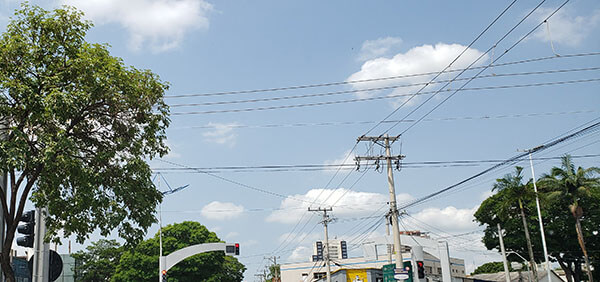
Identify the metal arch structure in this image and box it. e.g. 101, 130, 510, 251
159, 242, 236, 281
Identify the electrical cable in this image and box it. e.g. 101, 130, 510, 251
170, 77, 600, 115
168, 67, 599, 108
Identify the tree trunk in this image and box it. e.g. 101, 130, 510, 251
574, 216, 593, 282
0, 243, 15, 282
556, 256, 573, 282
519, 199, 538, 281
574, 260, 581, 282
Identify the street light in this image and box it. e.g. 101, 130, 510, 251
507, 251, 535, 282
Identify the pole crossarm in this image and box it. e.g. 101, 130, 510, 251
355, 155, 405, 161
357, 135, 401, 142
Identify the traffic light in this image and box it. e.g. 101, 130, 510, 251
416, 261, 425, 279
235, 243, 240, 255
340, 241, 348, 259
17, 210, 35, 247
161, 270, 167, 281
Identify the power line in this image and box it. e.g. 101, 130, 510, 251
390, 0, 571, 136
398, 119, 600, 211
168, 67, 599, 108
170, 109, 598, 130
170, 77, 600, 115
152, 154, 600, 173
164, 52, 599, 99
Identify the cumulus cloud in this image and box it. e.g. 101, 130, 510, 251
201, 201, 244, 220
358, 37, 403, 61
266, 188, 413, 224
323, 150, 357, 174
347, 43, 487, 106
202, 122, 239, 146
408, 205, 479, 233
288, 246, 311, 262
532, 8, 600, 47
61, 0, 213, 52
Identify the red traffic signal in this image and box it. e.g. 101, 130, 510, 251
416, 261, 425, 279
235, 243, 240, 255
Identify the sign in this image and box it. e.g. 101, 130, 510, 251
394, 273, 409, 280
383, 263, 396, 282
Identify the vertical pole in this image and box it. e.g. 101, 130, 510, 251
384, 135, 404, 270
438, 241, 452, 282
386, 218, 392, 264
323, 210, 332, 282
0, 172, 5, 282
528, 153, 551, 282
498, 223, 511, 282
158, 175, 164, 282
309, 208, 333, 282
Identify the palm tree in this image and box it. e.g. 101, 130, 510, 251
540, 155, 599, 282
493, 166, 538, 281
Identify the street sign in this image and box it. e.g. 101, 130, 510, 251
383, 263, 396, 282
394, 273, 409, 280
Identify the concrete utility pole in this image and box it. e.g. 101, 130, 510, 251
356, 134, 405, 271
522, 149, 551, 282
309, 207, 334, 282
265, 256, 280, 282
498, 223, 511, 282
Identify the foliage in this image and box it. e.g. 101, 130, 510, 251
0, 4, 169, 280
475, 159, 600, 282
266, 264, 281, 282
471, 262, 513, 275
72, 239, 123, 282
113, 221, 246, 282
539, 155, 600, 282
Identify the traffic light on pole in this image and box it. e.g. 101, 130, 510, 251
417, 261, 425, 279
161, 270, 167, 281
16, 210, 35, 247
235, 243, 239, 255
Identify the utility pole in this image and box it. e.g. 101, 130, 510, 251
498, 223, 511, 282
356, 134, 405, 271
309, 207, 334, 282
520, 148, 551, 282
265, 256, 280, 282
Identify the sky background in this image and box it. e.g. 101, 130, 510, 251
1, 0, 600, 280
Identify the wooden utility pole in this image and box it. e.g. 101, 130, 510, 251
309, 207, 334, 282
265, 256, 280, 282
356, 134, 405, 271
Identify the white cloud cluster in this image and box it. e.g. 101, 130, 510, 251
358, 37, 403, 61
266, 188, 413, 224
408, 205, 479, 233
202, 122, 239, 145
287, 246, 311, 262
348, 43, 487, 106
61, 0, 213, 52
200, 201, 244, 220
532, 8, 600, 47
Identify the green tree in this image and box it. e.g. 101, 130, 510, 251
72, 239, 123, 282
539, 155, 600, 282
0, 4, 169, 281
490, 166, 538, 280
471, 262, 513, 275
113, 221, 246, 282
475, 162, 600, 282
266, 264, 281, 282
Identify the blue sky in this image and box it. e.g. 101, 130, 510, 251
2, 0, 600, 278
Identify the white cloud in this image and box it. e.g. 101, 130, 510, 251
408, 205, 479, 233
266, 188, 413, 224
61, 0, 213, 52
358, 37, 403, 61
288, 246, 311, 262
202, 122, 239, 146
200, 201, 244, 220
347, 43, 487, 106
323, 150, 356, 174
532, 8, 600, 47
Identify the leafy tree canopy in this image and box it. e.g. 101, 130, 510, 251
0, 4, 169, 280
471, 262, 513, 275
72, 239, 123, 282
113, 221, 246, 282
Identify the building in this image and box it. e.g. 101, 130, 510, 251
312, 240, 348, 261
281, 233, 466, 282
